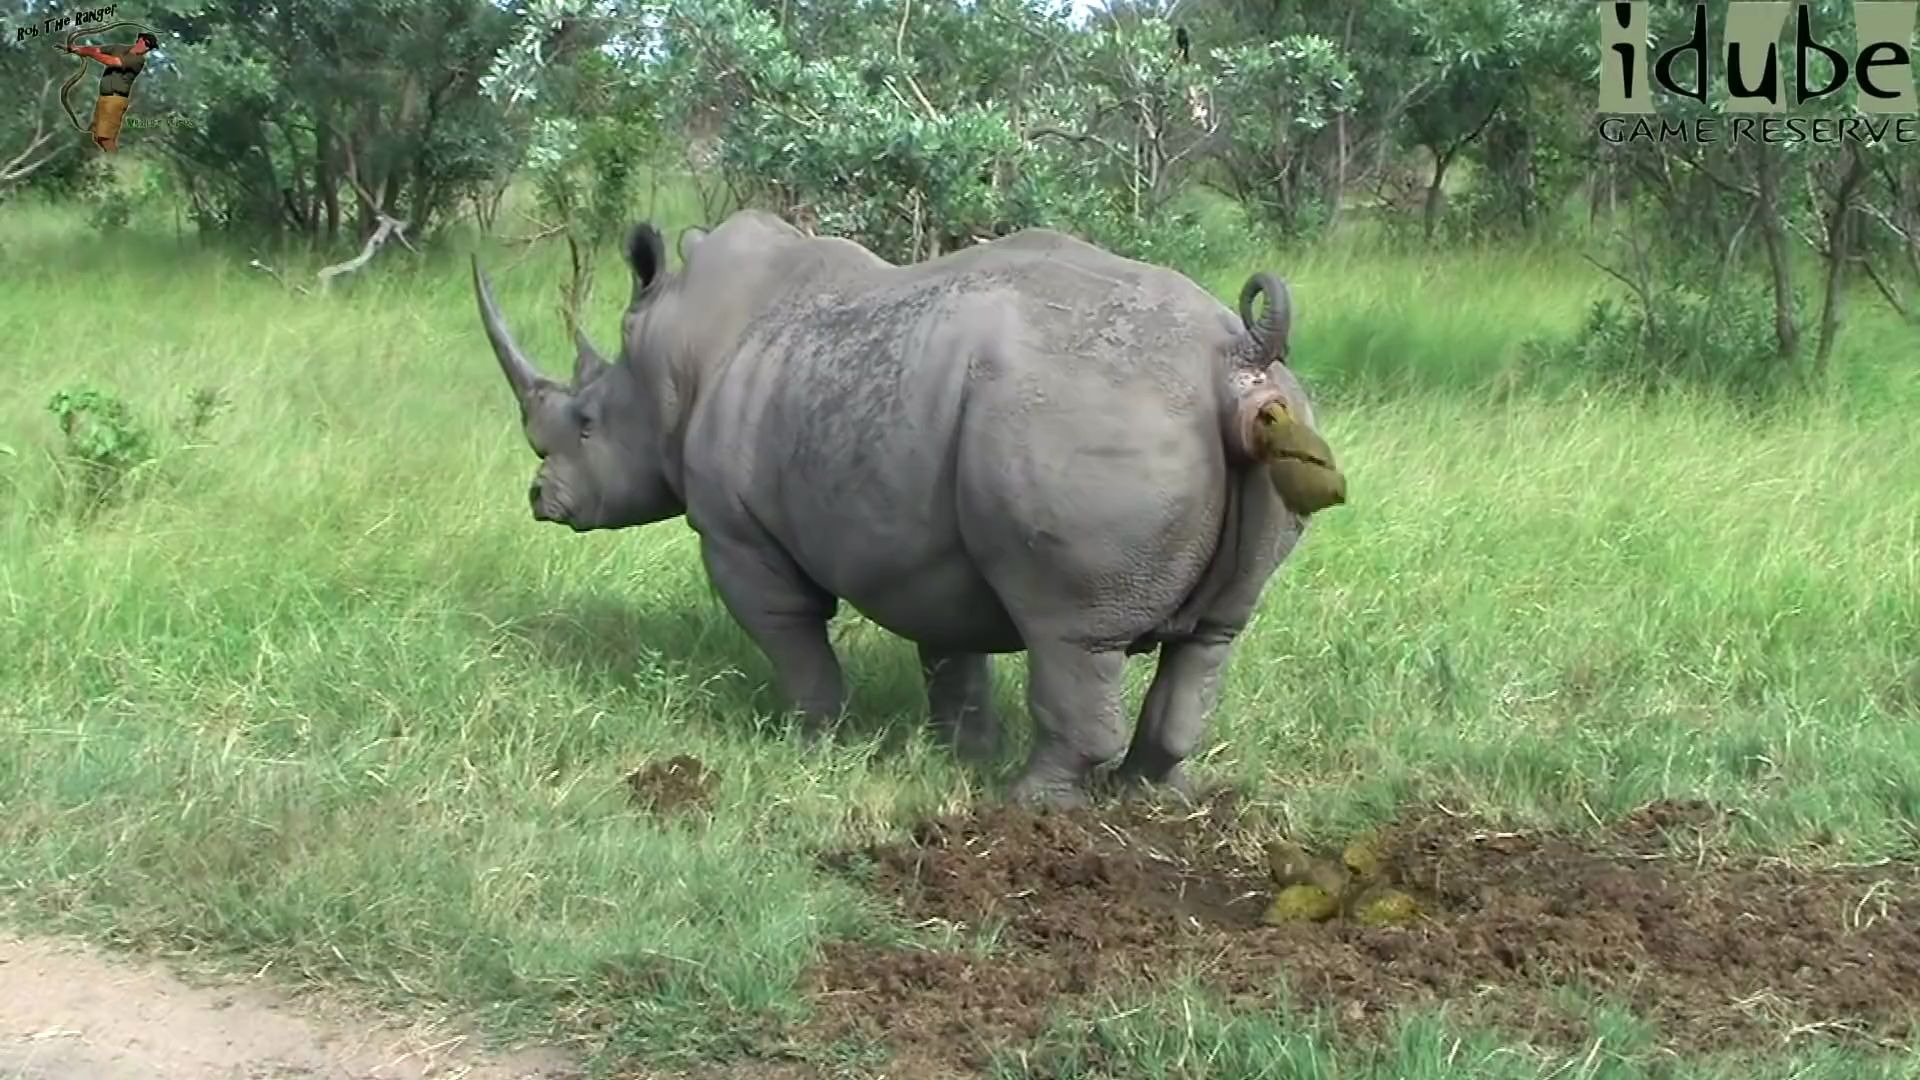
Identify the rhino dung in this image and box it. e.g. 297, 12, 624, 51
1264, 883, 1340, 924
1261, 835, 1425, 930
1251, 401, 1347, 516
1348, 885, 1422, 928
1265, 840, 1352, 896
1340, 833, 1385, 882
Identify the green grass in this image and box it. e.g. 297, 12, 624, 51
2, 179, 1919, 1078
997, 991, 1920, 1079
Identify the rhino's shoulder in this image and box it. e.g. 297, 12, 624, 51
796, 234, 898, 274
969, 229, 1137, 270
966, 230, 1187, 283
713, 208, 803, 238
986, 227, 1085, 250
934, 234, 1224, 316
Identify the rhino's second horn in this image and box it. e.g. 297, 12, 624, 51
572, 327, 610, 388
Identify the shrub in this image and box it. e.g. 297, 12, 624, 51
1532, 274, 1804, 404
45, 385, 158, 515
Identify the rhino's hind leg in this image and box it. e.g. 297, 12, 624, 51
1112, 627, 1237, 797
697, 534, 847, 736
1112, 464, 1306, 796
919, 648, 1003, 764
1007, 641, 1128, 808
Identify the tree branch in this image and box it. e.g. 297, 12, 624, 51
1583, 251, 1652, 312
1671, 151, 1760, 200
1027, 126, 1132, 170
894, 0, 941, 121
248, 257, 313, 295
338, 139, 418, 254
1457, 96, 1503, 157
557, 230, 594, 338
1, 78, 68, 191
315, 215, 409, 291
1854, 253, 1912, 320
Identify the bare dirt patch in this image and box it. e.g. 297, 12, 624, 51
625, 755, 719, 819
808, 794, 1920, 1075
0, 934, 581, 1079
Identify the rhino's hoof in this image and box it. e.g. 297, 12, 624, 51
1007, 773, 1092, 811
1108, 762, 1198, 803
793, 715, 842, 749
947, 721, 1004, 766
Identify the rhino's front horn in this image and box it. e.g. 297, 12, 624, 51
472, 255, 549, 405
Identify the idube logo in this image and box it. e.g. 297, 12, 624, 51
1597, 1, 1919, 145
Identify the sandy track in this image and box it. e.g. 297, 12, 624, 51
0, 934, 582, 1080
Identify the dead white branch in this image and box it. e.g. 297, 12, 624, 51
507, 222, 567, 246
316, 215, 410, 291
1, 78, 69, 192
894, 0, 942, 122
248, 258, 312, 295
311, 138, 416, 290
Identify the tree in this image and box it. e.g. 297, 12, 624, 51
1, 78, 67, 199
1600, 0, 1920, 374
496, 0, 1224, 265
131, 0, 589, 243
0, 29, 97, 202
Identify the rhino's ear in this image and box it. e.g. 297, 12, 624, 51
626, 223, 668, 305
677, 226, 707, 266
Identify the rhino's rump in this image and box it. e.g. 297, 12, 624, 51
950, 314, 1231, 650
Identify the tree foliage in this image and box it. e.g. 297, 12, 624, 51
7, 0, 597, 242
8, 0, 1913, 389
1586, 0, 1919, 381
1, 14, 105, 201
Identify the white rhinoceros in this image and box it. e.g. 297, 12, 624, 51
473, 210, 1344, 806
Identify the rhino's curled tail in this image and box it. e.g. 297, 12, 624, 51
1238, 272, 1292, 368
1223, 271, 1346, 516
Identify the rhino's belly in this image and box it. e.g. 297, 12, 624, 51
853, 590, 1025, 653
803, 542, 1027, 653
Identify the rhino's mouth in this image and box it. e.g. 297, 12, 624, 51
534, 506, 590, 532
530, 479, 575, 526
534, 494, 597, 532
533, 503, 586, 530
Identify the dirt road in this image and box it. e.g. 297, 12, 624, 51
0, 934, 581, 1079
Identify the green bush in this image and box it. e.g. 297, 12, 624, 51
39, 383, 231, 519
87, 186, 135, 233
1534, 276, 1804, 404
45, 385, 158, 515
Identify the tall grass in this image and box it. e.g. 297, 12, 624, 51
2, 181, 1917, 1076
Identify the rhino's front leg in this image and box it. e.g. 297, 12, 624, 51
1008, 641, 1128, 808
698, 534, 847, 735
919, 647, 1002, 764
1112, 627, 1237, 797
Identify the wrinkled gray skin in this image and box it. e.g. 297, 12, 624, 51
474, 210, 1324, 807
